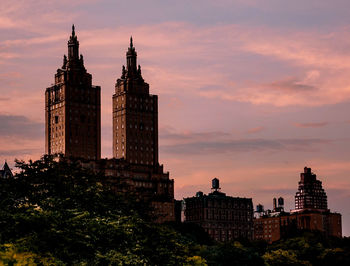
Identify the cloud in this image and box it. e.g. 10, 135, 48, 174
247, 126, 264, 134
0, 72, 21, 79
160, 130, 231, 144
268, 77, 318, 93
294, 122, 328, 128
0, 114, 43, 139
0, 148, 41, 157
3, 20, 350, 107
161, 137, 330, 155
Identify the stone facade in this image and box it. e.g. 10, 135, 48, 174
113, 38, 158, 166
45, 25, 101, 160
184, 179, 254, 242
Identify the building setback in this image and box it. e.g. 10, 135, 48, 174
184, 178, 254, 242
254, 167, 342, 243
45, 25, 101, 160
294, 167, 328, 211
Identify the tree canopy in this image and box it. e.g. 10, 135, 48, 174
0, 155, 349, 265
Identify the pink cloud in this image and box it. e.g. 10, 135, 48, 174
1, 0, 350, 235
3, 21, 350, 107
247, 126, 264, 134
294, 122, 328, 128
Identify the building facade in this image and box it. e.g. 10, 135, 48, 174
113, 38, 158, 166
45, 25, 101, 160
254, 167, 342, 243
254, 211, 342, 243
184, 178, 254, 242
294, 167, 327, 211
106, 38, 174, 222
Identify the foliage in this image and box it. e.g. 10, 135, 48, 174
0, 155, 196, 264
0, 155, 349, 265
0, 243, 63, 265
198, 241, 264, 266
263, 249, 310, 266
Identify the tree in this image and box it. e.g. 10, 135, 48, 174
0, 155, 196, 264
263, 249, 310, 266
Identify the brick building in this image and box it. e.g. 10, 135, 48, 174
254, 210, 342, 243
45, 25, 101, 160
184, 178, 254, 242
44, 27, 174, 222
113, 37, 158, 166
254, 167, 342, 243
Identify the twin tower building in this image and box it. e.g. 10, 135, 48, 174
45, 26, 173, 222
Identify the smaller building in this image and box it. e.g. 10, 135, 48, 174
254, 167, 342, 243
254, 209, 342, 243
0, 162, 13, 178
81, 158, 175, 223
183, 178, 253, 242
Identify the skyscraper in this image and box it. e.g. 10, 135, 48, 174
113, 38, 158, 165
45, 25, 101, 160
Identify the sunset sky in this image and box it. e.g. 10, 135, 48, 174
1, 0, 350, 235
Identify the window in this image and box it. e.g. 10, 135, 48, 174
55, 116, 59, 124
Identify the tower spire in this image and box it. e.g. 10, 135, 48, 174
130, 36, 133, 49
126, 36, 137, 74
67, 24, 79, 62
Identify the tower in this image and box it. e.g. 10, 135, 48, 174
45, 25, 101, 160
294, 167, 328, 211
113, 37, 158, 165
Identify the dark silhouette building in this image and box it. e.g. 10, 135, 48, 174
44, 28, 174, 223
91, 38, 173, 222
45, 25, 101, 160
294, 167, 327, 211
0, 162, 13, 178
184, 178, 254, 242
113, 37, 158, 166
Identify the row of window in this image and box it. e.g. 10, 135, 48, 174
116, 145, 154, 151
115, 103, 154, 111
116, 124, 154, 131
116, 137, 154, 145
187, 202, 251, 209
116, 96, 154, 103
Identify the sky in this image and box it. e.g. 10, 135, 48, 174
0, 0, 350, 235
